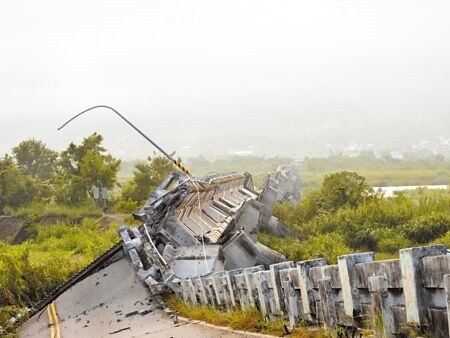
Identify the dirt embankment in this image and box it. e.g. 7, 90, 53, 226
0, 214, 129, 244
0, 216, 28, 243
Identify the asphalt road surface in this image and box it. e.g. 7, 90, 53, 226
20, 257, 254, 338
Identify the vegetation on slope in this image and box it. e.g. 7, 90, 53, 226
0, 220, 119, 333
259, 172, 450, 262
167, 295, 332, 338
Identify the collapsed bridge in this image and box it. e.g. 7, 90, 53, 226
20, 164, 300, 337
118, 164, 299, 295
20, 163, 450, 338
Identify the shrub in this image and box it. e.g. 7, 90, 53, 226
114, 198, 139, 213
258, 231, 304, 262
266, 174, 450, 262
300, 232, 351, 263
401, 213, 450, 243
373, 228, 412, 254
318, 171, 371, 212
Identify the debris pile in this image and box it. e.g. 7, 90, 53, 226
119, 165, 300, 296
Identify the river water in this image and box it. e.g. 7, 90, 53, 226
373, 185, 448, 197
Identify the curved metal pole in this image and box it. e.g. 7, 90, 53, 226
57, 105, 192, 176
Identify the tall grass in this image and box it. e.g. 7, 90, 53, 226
0, 220, 119, 307
3, 202, 102, 220
167, 295, 332, 337
267, 189, 450, 263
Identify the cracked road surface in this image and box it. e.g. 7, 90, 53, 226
20, 258, 251, 338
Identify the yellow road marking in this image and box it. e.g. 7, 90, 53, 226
47, 305, 55, 338
50, 302, 61, 338
47, 305, 53, 325
47, 302, 61, 338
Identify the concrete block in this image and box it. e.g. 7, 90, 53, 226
338, 252, 374, 318
180, 279, 192, 304
264, 270, 280, 317
259, 186, 277, 227
336, 302, 354, 327
254, 270, 271, 318
368, 276, 395, 338
280, 267, 302, 328
128, 248, 143, 270
234, 273, 249, 309
222, 268, 243, 310
242, 265, 265, 308
180, 278, 197, 305
318, 278, 339, 328
235, 199, 262, 241
223, 232, 259, 270
355, 259, 402, 289
192, 276, 208, 305
208, 271, 228, 308
421, 255, 450, 288
255, 242, 286, 268
219, 273, 234, 311
391, 306, 407, 335
428, 307, 449, 338
170, 245, 224, 278
309, 266, 325, 289
263, 216, 291, 237
297, 258, 326, 321
119, 227, 143, 252
269, 261, 294, 315
174, 244, 450, 336
203, 275, 219, 307
322, 265, 341, 289
399, 245, 446, 325
444, 274, 450, 337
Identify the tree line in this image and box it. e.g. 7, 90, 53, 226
0, 134, 175, 215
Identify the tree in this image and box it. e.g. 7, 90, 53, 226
121, 154, 175, 204
59, 133, 107, 177
0, 155, 39, 213
56, 133, 121, 204
276, 171, 372, 224
318, 171, 371, 212
12, 139, 57, 181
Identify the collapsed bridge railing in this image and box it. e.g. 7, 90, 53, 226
118, 165, 300, 295
177, 245, 450, 338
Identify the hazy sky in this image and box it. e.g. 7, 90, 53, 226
1, 0, 449, 158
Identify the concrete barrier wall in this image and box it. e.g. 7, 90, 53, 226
177, 245, 450, 338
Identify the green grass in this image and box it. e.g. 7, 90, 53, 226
264, 186, 450, 264
0, 220, 119, 334
3, 202, 102, 220
258, 231, 352, 264
167, 295, 285, 335
167, 295, 332, 337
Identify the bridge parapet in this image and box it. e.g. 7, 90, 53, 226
178, 244, 450, 338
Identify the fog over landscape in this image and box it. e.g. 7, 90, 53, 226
1, 0, 449, 159
2, 3, 450, 336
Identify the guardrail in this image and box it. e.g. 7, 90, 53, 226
177, 245, 450, 338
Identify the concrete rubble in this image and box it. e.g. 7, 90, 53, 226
118, 165, 450, 337
118, 164, 300, 296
